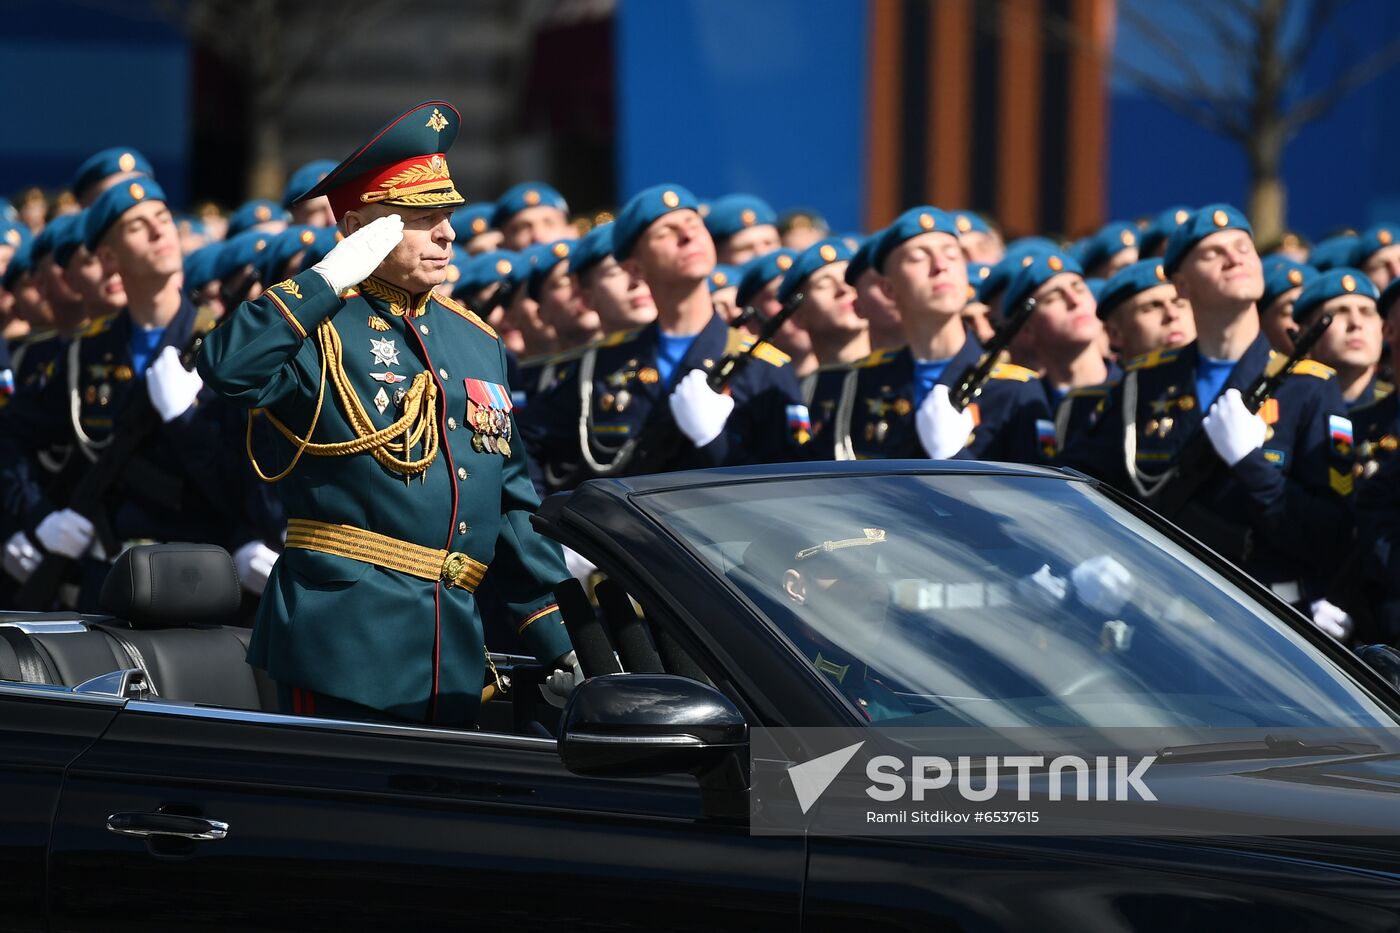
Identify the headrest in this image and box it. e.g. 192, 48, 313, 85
100, 543, 242, 628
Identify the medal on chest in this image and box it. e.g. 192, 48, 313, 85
464, 378, 514, 457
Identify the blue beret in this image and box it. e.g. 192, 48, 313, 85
951, 211, 991, 236
527, 240, 573, 300
1085, 277, 1107, 304
32, 213, 83, 264
1309, 233, 1360, 272
71, 147, 153, 199
778, 237, 854, 304
0, 219, 31, 253
568, 223, 614, 276
511, 242, 554, 293
282, 159, 337, 209
297, 227, 343, 273
2, 239, 33, 291
255, 226, 318, 284
968, 262, 993, 297
52, 211, 89, 267
1098, 260, 1170, 320
184, 242, 226, 292
736, 248, 798, 308
1004, 249, 1084, 315
704, 194, 778, 241
1163, 204, 1253, 275
977, 239, 1057, 303
612, 183, 701, 261
1350, 223, 1400, 267
708, 264, 740, 293
83, 177, 168, 251
1075, 221, 1139, 272
1139, 206, 1192, 257
1260, 258, 1315, 311
0, 198, 15, 223
1380, 277, 1400, 318
216, 229, 276, 282
227, 199, 291, 238
452, 202, 496, 242
1292, 267, 1379, 322
872, 207, 960, 274
491, 182, 568, 230
455, 250, 519, 299
442, 248, 469, 291
844, 235, 879, 285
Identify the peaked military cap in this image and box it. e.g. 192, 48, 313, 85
843, 235, 879, 286
872, 206, 960, 274
255, 225, 318, 284
736, 248, 798, 308
455, 249, 519, 300
612, 183, 701, 261
704, 193, 778, 241
977, 238, 1057, 303
527, 239, 573, 300
1004, 249, 1085, 315
71, 147, 153, 201
227, 199, 291, 238
1350, 222, 1400, 267
1075, 220, 1139, 271
1139, 205, 1192, 257
83, 177, 168, 251
568, 223, 614, 276
708, 264, 740, 293
1292, 267, 1379, 322
1260, 258, 1316, 311
491, 182, 568, 230
32, 212, 83, 264
1163, 203, 1252, 276
452, 202, 497, 242
779, 236, 853, 304
282, 159, 337, 208
1098, 259, 1171, 320
1309, 233, 1360, 272
297, 101, 466, 219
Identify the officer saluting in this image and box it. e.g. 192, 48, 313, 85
199, 101, 576, 725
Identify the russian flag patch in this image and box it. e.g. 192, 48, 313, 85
1330, 414, 1353, 456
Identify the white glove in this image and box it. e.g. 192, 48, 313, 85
3, 531, 39, 582
915, 384, 975, 459
145, 345, 203, 422
34, 509, 94, 559
561, 545, 596, 584
233, 540, 278, 596
311, 214, 405, 292
1202, 388, 1266, 467
545, 649, 584, 698
1309, 598, 1353, 641
669, 369, 735, 447
1015, 563, 1069, 609
1071, 555, 1134, 616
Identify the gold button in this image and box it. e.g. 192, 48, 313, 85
457, 467, 468, 481
458, 521, 469, 535
447, 417, 457, 430
420, 324, 429, 335
439, 368, 449, 380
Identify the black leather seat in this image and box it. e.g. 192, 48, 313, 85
0, 544, 277, 711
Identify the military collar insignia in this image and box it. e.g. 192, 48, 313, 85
360, 276, 433, 317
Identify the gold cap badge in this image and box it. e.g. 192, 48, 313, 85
552, 242, 569, 258
776, 254, 793, 270
918, 212, 935, 231
1021, 255, 1035, 267
819, 244, 837, 262
1212, 209, 1229, 228
1382, 229, 1394, 246
118, 152, 136, 172
1155, 264, 1167, 282
711, 271, 728, 286
662, 190, 680, 209
4, 229, 19, 247
1287, 268, 1303, 286
300, 229, 315, 245
495, 259, 512, 275
956, 215, 972, 233
524, 189, 541, 207
426, 108, 449, 132
978, 266, 990, 280
255, 205, 271, 222
1121, 229, 1136, 246
471, 217, 487, 234
1174, 209, 1189, 224
254, 238, 267, 251
740, 208, 757, 227
1048, 255, 1064, 272
128, 182, 145, 200
1342, 274, 1357, 293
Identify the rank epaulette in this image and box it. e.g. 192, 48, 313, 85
989, 362, 1038, 382
1125, 346, 1183, 371
434, 292, 496, 339
78, 314, 118, 338
855, 346, 902, 369
1290, 358, 1336, 380
1376, 381, 1395, 401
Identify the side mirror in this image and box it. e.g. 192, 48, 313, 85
1357, 644, 1400, 694
559, 673, 748, 778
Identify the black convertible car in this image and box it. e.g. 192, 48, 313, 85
6, 461, 1400, 931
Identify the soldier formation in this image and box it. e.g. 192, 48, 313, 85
4, 99, 1400, 724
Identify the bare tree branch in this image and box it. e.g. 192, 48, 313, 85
1284, 0, 1349, 74
1284, 31, 1400, 130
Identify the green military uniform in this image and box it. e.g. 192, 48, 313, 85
197, 101, 572, 725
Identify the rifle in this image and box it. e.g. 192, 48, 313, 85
949, 296, 1038, 411
1147, 312, 1335, 530
616, 290, 806, 475
15, 330, 208, 610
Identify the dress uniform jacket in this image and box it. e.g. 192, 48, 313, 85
521, 310, 807, 488
1057, 335, 1355, 600
198, 269, 572, 724
1351, 382, 1398, 482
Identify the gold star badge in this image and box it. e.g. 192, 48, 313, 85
426, 108, 449, 132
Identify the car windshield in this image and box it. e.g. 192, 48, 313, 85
638, 472, 1397, 730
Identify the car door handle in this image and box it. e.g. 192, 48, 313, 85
106, 812, 229, 841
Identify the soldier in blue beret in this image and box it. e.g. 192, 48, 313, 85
1075, 220, 1140, 279
227, 198, 291, 238
454, 249, 517, 321
499, 242, 561, 365
0, 176, 264, 606
521, 182, 806, 490
1097, 259, 1195, 361
1351, 278, 1400, 481
283, 159, 337, 227
704, 193, 781, 265
58, 209, 127, 323
1310, 231, 1360, 271
431, 245, 469, 300
1258, 258, 1317, 353
71, 147, 154, 207
1266, 230, 1310, 263
0, 220, 32, 340
451, 202, 502, 256
846, 235, 903, 351
492, 181, 572, 251
1289, 268, 1386, 410
779, 207, 829, 251
963, 262, 997, 344
1349, 223, 1400, 289
1138, 206, 1191, 259
571, 223, 657, 334
1059, 204, 1355, 631
2, 239, 44, 342
832, 207, 1051, 463
952, 211, 1002, 264
736, 247, 814, 375
30, 214, 93, 339
528, 239, 601, 352
976, 238, 1058, 319
198, 101, 578, 725
254, 226, 320, 290
706, 263, 739, 322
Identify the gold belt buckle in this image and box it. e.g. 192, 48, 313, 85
441, 552, 469, 587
